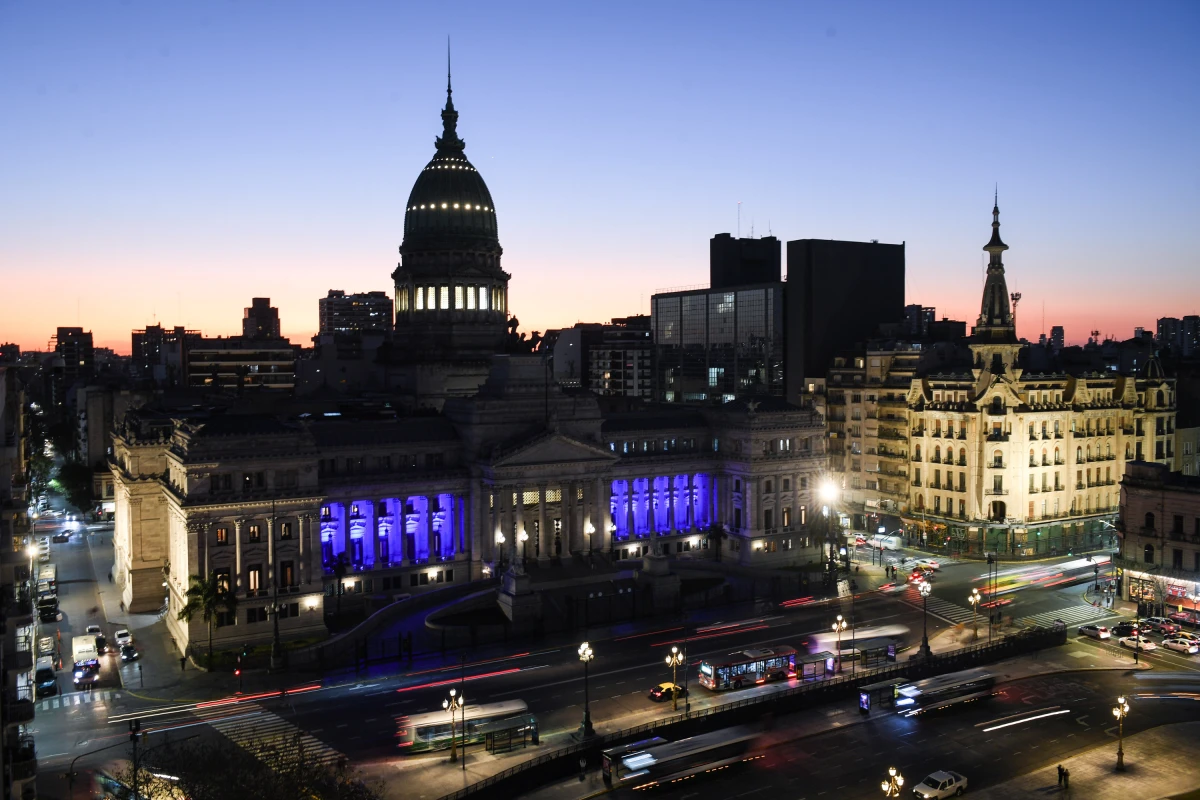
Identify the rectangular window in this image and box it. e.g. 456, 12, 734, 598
454, 285, 464, 309
440, 286, 449, 309
479, 286, 488, 310
246, 607, 268, 624
416, 288, 425, 310
215, 610, 235, 627
279, 522, 292, 539
248, 566, 261, 594
248, 524, 261, 543
466, 285, 476, 309
213, 568, 231, 593
215, 527, 228, 545
280, 560, 295, 587
782, 507, 791, 527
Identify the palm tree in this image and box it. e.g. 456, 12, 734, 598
177, 573, 238, 669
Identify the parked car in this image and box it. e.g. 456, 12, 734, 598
1112, 621, 1140, 638
911, 770, 968, 799
95, 634, 108, 655
38, 636, 54, 656
1143, 617, 1181, 635
85, 624, 102, 636
1077, 624, 1110, 640
115, 629, 133, 647
1161, 637, 1199, 654
1119, 635, 1157, 651
38, 606, 60, 623
648, 682, 687, 702
51, 532, 70, 543
120, 644, 140, 662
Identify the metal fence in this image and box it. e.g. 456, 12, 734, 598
437, 626, 1065, 800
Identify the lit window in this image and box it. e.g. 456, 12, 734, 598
479, 286, 489, 310
454, 285, 464, 309
466, 285, 476, 310
415, 288, 424, 310
440, 286, 449, 309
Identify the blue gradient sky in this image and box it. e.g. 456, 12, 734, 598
2, 1, 1197, 352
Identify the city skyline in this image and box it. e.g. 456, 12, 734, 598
2, 1, 1198, 353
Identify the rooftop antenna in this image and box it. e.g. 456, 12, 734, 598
768, 219, 772, 237
737, 201, 741, 239
1010, 291, 1022, 325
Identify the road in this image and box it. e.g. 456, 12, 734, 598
607, 669, 1200, 799
31, 539, 1190, 798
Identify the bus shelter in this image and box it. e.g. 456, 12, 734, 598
478, 715, 538, 754
855, 637, 899, 668
858, 678, 904, 713
798, 651, 835, 680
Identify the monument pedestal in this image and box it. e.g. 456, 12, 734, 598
636, 552, 681, 609
497, 567, 542, 631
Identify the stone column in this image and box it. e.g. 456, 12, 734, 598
668, 475, 677, 535
514, 485, 525, 566
537, 484, 549, 563
234, 519, 244, 592
646, 478, 656, 536
469, 480, 482, 567
373, 501, 384, 565
687, 473, 696, 530
594, 476, 607, 553
298, 514, 308, 587
625, 479, 635, 538
426, 494, 438, 561
267, 515, 276, 589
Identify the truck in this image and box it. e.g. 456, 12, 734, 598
38, 563, 56, 591
71, 637, 100, 687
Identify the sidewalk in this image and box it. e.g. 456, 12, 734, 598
972, 721, 1200, 800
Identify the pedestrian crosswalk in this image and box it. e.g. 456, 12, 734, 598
899, 586, 976, 625
37, 689, 120, 711
202, 704, 345, 769
1018, 604, 1118, 629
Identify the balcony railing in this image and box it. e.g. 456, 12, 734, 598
987, 433, 1010, 442
985, 488, 1008, 496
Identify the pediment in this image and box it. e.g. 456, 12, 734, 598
492, 432, 618, 468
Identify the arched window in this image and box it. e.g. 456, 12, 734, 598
1029, 448, 1036, 467
1145, 512, 1155, 530
934, 446, 941, 463
1086, 445, 1092, 460
1156, 390, 1164, 407
1076, 446, 1083, 462
1041, 448, 1047, 465
1054, 447, 1061, 464
991, 397, 1003, 413
1125, 443, 1132, 459
916, 494, 925, 510
915, 444, 922, 460
1106, 444, 1111, 457
993, 449, 1003, 468
959, 448, 966, 465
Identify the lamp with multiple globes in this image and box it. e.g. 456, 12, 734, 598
578, 642, 595, 738
442, 687, 465, 764
881, 767, 904, 796
918, 581, 933, 659
832, 614, 848, 672
1113, 695, 1130, 770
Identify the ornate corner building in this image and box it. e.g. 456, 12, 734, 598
109, 80, 828, 655
826, 202, 1177, 556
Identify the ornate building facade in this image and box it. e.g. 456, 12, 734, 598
825, 202, 1177, 555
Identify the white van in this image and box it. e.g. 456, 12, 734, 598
871, 534, 904, 551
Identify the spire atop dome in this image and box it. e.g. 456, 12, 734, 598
973, 197, 1016, 343
985, 189, 1007, 254
435, 38, 465, 156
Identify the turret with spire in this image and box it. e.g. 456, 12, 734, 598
973, 193, 1017, 344
435, 39, 465, 156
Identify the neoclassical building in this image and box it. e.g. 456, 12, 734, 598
110, 360, 826, 649
825, 202, 1176, 555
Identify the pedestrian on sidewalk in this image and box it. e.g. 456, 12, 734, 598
1057, 764, 1064, 788
1063, 768, 1070, 790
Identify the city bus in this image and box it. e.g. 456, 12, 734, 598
698, 646, 797, 690
605, 726, 763, 789
602, 737, 668, 784
396, 700, 532, 752
895, 668, 995, 717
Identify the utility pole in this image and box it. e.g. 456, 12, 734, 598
129, 720, 142, 800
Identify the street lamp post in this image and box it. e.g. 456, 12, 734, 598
442, 688, 464, 763
881, 767, 905, 796
578, 641, 595, 738
968, 588, 981, 641
832, 614, 847, 673
518, 529, 529, 571
1113, 695, 1129, 771
665, 646, 684, 712
494, 532, 506, 571
918, 581, 932, 659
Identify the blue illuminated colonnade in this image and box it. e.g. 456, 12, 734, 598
319, 494, 468, 571
609, 473, 713, 541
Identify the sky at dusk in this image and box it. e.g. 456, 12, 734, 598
2, 1, 1198, 354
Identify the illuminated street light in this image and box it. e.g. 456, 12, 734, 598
968, 588, 981, 640
578, 642, 596, 738
918, 581, 933, 659
1113, 695, 1130, 771
518, 529, 529, 570
881, 766, 904, 796
665, 645, 685, 711
442, 687, 465, 764
832, 614, 848, 672
494, 531, 506, 570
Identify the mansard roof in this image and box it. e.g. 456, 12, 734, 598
308, 417, 460, 447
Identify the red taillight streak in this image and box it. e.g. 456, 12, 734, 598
196, 683, 320, 709
614, 627, 684, 642
695, 619, 766, 634
395, 667, 521, 693
651, 624, 769, 647
404, 652, 531, 678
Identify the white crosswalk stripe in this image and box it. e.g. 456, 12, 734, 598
201, 705, 344, 769
1019, 604, 1119, 629
898, 586, 976, 624
38, 689, 120, 712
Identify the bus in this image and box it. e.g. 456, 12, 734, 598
396, 700, 532, 752
71, 637, 100, 687
698, 646, 797, 690
895, 668, 995, 717
605, 726, 763, 789
602, 737, 668, 784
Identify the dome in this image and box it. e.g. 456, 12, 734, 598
401, 85, 499, 251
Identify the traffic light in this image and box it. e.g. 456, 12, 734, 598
242, 644, 249, 659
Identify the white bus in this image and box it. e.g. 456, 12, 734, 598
606, 726, 763, 789
396, 700, 531, 752
895, 667, 995, 717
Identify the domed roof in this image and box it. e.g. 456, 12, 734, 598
402, 80, 498, 251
